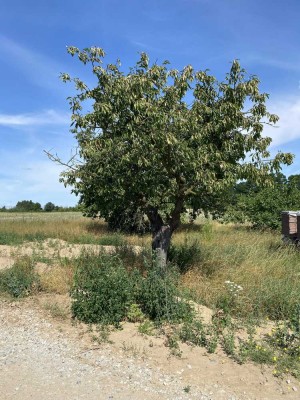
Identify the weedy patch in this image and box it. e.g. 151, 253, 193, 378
91, 324, 114, 345
43, 301, 69, 320
0, 256, 40, 298
165, 333, 183, 358
121, 341, 148, 359
138, 320, 156, 336
38, 261, 74, 294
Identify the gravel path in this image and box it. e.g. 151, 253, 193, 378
0, 302, 237, 400
1, 300, 298, 400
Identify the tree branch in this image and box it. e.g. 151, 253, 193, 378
44, 149, 81, 171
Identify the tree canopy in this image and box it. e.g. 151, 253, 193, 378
57, 46, 293, 264
14, 200, 42, 212
44, 202, 56, 212
225, 173, 300, 230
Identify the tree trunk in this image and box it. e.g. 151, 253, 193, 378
152, 225, 172, 268
146, 199, 183, 268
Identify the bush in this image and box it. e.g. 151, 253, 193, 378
137, 259, 194, 323
71, 253, 140, 324
0, 257, 40, 297
106, 207, 151, 234
71, 252, 193, 325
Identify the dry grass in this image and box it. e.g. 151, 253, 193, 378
177, 221, 300, 320
38, 261, 75, 294
0, 212, 150, 246
0, 212, 98, 241
1, 212, 299, 320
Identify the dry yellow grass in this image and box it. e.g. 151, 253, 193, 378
0, 212, 97, 239
177, 221, 300, 319
37, 260, 75, 295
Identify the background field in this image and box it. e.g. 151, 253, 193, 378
1, 211, 299, 321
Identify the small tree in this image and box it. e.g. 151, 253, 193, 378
53, 46, 293, 265
44, 202, 56, 212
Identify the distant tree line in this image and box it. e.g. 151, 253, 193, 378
0, 200, 81, 213
1, 172, 297, 232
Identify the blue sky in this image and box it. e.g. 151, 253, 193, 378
0, 0, 300, 207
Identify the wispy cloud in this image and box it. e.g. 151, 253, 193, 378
0, 153, 77, 207
0, 34, 66, 91
264, 97, 300, 147
0, 110, 69, 127
246, 54, 300, 73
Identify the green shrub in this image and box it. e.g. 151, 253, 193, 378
126, 303, 145, 322
71, 253, 139, 325
0, 256, 40, 297
179, 320, 207, 347
138, 260, 194, 323
71, 252, 193, 325
106, 207, 151, 234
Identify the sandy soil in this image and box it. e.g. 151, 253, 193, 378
0, 241, 299, 399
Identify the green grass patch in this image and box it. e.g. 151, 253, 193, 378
0, 256, 40, 297
0, 231, 48, 245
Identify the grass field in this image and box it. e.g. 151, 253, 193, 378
1, 211, 299, 320
0, 212, 147, 246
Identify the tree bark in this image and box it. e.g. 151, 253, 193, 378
151, 224, 172, 268
146, 207, 170, 268
146, 203, 182, 268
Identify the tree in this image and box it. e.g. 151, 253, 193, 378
288, 174, 300, 191
14, 200, 42, 212
105, 203, 151, 234
225, 173, 300, 230
44, 202, 56, 212
53, 46, 293, 266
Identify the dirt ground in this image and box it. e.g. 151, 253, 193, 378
0, 241, 299, 399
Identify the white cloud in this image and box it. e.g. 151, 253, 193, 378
263, 97, 300, 147
0, 158, 77, 207
0, 110, 70, 127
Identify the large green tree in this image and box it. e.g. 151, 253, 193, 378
55, 46, 293, 265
